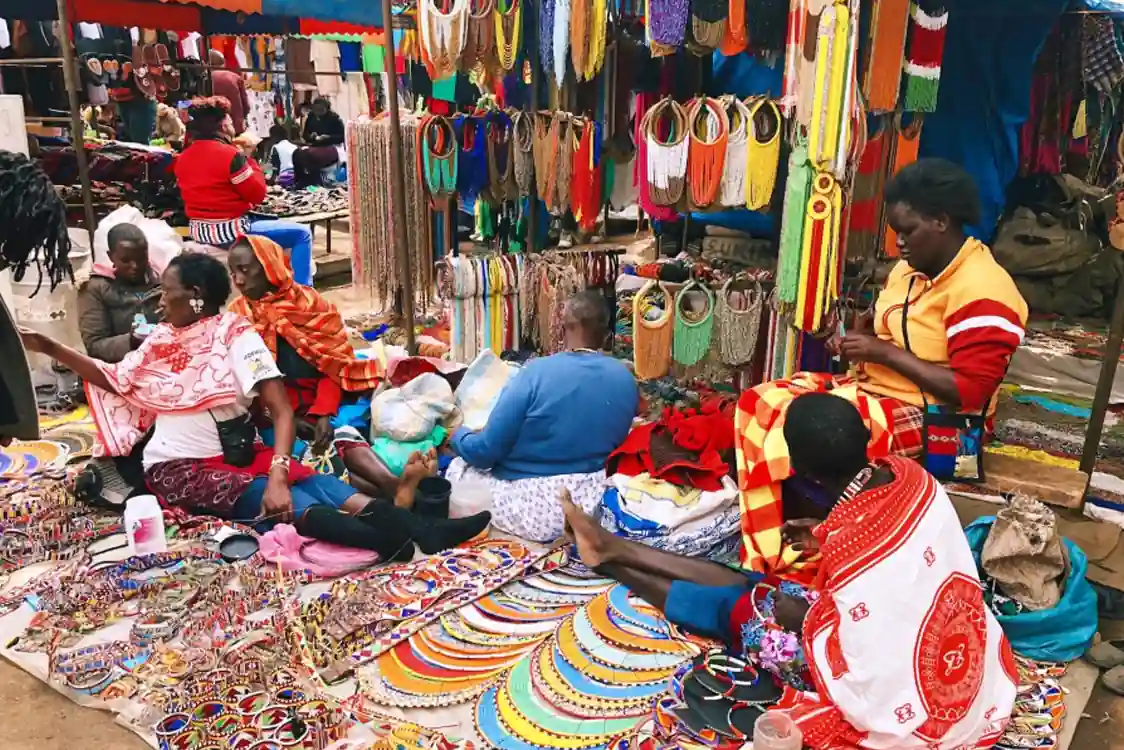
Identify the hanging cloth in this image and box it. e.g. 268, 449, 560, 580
571, 120, 604, 234
862, 0, 910, 113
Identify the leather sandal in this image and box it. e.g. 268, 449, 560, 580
1086, 640, 1124, 669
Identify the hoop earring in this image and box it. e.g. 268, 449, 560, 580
190, 298, 204, 314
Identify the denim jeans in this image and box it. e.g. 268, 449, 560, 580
248, 219, 314, 285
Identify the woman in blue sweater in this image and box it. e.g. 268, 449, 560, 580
446, 291, 639, 541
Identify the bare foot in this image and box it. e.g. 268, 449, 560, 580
559, 488, 613, 569
394, 451, 430, 509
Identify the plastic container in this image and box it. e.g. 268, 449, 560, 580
415, 476, 452, 519
753, 712, 802, 750
124, 495, 168, 556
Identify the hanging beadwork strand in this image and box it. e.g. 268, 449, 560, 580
863, 0, 910, 112
902, 4, 949, 113
421, 115, 459, 199
715, 278, 763, 366
420, 0, 469, 80
720, 0, 748, 55
641, 99, 689, 207
672, 281, 716, 366
690, 0, 727, 54
795, 172, 843, 333
494, 0, 523, 71
487, 113, 517, 203
633, 281, 674, 380
463, 0, 497, 71
776, 132, 811, 304
572, 0, 607, 81
512, 110, 535, 196
686, 97, 728, 209
808, 2, 850, 168
719, 97, 750, 207
780, 0, 807, 117
533, 113, 553, 204
744, 97, 781, 210
646, 0, 689, 56
552, 113, 575, 212
571, 120, 603, 234
552, 0, 572, 87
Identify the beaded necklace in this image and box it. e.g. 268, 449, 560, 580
795, 171, 843, 333
570, 120, 603, 234
647, 0, 689, 55
570, 0, 607, 81
690, 0, 728, 54
539, 0, 556, 82
494, 0, 522, 70
672, 280, 716, 366
633, 280, 674, 380
808, 2, 850, 168
533, 113, 553, 204
715, 277, 763, 366
686, 96, 729, 209
551, 113, 574, 212
512, 110, 535, 196
776, 131, 811, 304
486, 112, 517, 202
420, 115, 458, 199
718, 96, 750, 207
552, 0, 572, 87
455, 114, 489, 202
744, 97, 781, 210
642, 98, 689, 207
863, 0, 909, 112
419, 0, 469, 80
463, 0, 496, 72
720, 0, 747, 54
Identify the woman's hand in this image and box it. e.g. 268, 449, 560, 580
262, 471, 294, 523
838, 332, 896, 365
311, 416, 334, 455
773, 592, 812, 634
781, 519, 821, 553
18, 327, 53, 355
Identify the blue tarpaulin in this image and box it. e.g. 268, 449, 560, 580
262, 0, 383, 28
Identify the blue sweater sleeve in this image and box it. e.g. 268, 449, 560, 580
450, 370, 533, 470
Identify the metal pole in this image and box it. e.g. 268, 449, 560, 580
56, 0, 96, 248
380, 0, 417, 354
525, 0, 539, 254
1080, 271, 1124, 479
202, 34, 213, 96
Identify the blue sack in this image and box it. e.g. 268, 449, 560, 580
965, 517, 1098, 663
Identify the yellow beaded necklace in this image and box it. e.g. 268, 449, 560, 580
808, 1, 850, 168
743, 96, 781, 210
493, 0, 522, 71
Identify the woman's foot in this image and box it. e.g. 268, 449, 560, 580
395, 449, 439, 509
560, 489, 614, 569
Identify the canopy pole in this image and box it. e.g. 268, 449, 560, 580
1080, 271, 1124, 482
56, 0, 96, 249
525, 0, 539, 253
380, 0, 417, 355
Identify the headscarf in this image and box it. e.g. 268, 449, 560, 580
229, 235, 382, 391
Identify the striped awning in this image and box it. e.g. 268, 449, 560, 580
157, 0, 383, 27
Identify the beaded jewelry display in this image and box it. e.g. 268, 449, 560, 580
715, 277, 763, 367
718, 96, 750, 208
744, 97, 781, 210
672, 281, 716, 367
808, 2, 851, 169
511, 110, 534, 196
633, 281, 674, 380
690, 0, 727, 53
641, 99, 689, 207
494, 0, 522, 70
795, 171, 843, 333
646, 0, 689, 55
462, 0, 496, 72
420, 115, 459, 199
686, 97, 729, 209
419, 0, 469, 80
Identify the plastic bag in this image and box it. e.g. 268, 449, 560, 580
370, 373, 455, 442
965, 517, 1097, 662
92, 206, 182, 277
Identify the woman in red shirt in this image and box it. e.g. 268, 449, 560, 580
174, 97, 315, 284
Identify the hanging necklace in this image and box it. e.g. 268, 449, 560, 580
571, 0, 607, 81
690, 0, 727, 54
744, 97, 781, 210
487, 113, 516, 203
533, 113, 553, 204
494, 0, 523, 71
420, 0, 469, 80
551, 113, 574, 212
641, 98, 689, 207
902, 4, 949, 113
421, 115, 458, 199
457, 114, 490, 202
552, 0, 572, 88
512, 110, 535, 196
720, 0, 747, 54
686, 96, 729, 209
715, 277, 763, 366
808, 2, 850, 168
633, 281, 674, 380
795, 171, 842, 333
719, 96, 749, 207
672, 280, 715, 366
863, 0, 909, 112
463, 0, 497, 72
647, 0, 689, 56
776, 130, 810, 304
571, 120, 602, 234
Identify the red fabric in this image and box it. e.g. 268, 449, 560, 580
285, 378, 343, 418
944, 299, 1024, 412
607, 399, 735, 491
202, 443, 315, 484
299, 19, 378, 36
907, 16, 947, 67
174, 139, 267, 221
211, 70, 249, 134
387, 357, 440, 387
71, 0, 201, 30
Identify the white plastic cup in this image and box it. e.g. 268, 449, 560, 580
753, 711, 802, 750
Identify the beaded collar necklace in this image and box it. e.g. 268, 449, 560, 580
494, 0, 522, 70
718, 96, 750, 208
642, 98, 689, 207
420, 115, 458, 200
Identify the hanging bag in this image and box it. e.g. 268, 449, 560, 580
211, 412, 258, 468
901, 278, 988, 482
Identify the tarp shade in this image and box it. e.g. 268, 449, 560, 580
159, 0, 385, 28
74, 0, 202, 30
200, 8, 299, 34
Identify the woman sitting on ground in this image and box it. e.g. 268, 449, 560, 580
227, 235, 412, 500
174, 96, 315, 286
77, 223, 162, 363
563, 393, 1017, 750
737, 158, 1029, 579
21, 252, 490, 560
293, 97, 345, 188
446, 290, 639, 542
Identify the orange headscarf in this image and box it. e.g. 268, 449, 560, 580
229, 235, 382, 392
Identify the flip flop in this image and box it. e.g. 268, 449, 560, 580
1086, 640, 1124, 669
1103, 664, 1124, 696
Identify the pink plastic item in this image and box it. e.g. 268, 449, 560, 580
258, 523, 379, 577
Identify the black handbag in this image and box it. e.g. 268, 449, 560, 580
211, 412, 258, 468
901, 280, 989, 483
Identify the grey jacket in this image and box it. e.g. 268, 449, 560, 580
77, 274, 161, 363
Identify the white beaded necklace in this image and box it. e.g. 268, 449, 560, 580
719, 96, 750, 208
552, 0, 572, 88
642, 99, 688, 207
420, 0, 470, 80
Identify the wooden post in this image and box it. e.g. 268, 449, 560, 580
380, 0, 417, 354
202, 35, 213, 95
1080, 271, 1124, 480
56, 0, 96, 247
525, 0, 538, 254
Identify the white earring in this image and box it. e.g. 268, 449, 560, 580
190, 298, 204, 314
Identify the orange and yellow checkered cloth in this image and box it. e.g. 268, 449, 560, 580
734, 372, 893, 583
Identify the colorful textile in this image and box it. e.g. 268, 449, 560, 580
859, 238, 1028, 412
230, 236, 382, 392
445, 457, 604, 542
259, 522, 380, 577
86, 312, 254, 458
733, 373, 894, 581
773, 457, 1018, 750
1082, 15, 1124, 95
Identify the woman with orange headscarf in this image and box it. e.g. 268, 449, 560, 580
228, 235, 432, 502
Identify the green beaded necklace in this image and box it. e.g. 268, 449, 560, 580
673, 280, 716, 366
422, 116, 458, 198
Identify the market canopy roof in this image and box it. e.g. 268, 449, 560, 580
157, 0, 383, 28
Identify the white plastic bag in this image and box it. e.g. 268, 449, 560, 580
92, 206, 182, 276
370, 373, 455, 442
